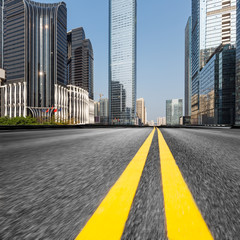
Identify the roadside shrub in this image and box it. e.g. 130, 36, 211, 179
0, 116, 38, 125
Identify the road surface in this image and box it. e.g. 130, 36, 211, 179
0, 127, 240, 239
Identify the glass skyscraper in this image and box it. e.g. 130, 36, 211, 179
185, 16, 192, 117
68, 27, 94, 100
191, 0, 236, 124
4, 0, 67, 113
199, 45, 236, 125
109, 0, 137, 125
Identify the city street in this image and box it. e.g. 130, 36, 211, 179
0, 127, 240, 239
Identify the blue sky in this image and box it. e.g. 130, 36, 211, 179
39, 0, 191, 121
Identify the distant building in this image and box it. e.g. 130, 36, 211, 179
157, 117, 166, 126
94, 101, 100, 123
166, 99, 183, 125
100, 98, 109, 124
185, 17, 192, 117
136, 98, 146, 125
199, 45, 236, 125
67, 27, 94, 100
148, 120, 155, 127
109, 0, 137, 125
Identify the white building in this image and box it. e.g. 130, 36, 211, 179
136, 98, 147, 125
148, 120, 155, 126
1, 83, 92, 125
157, 117, 166, 126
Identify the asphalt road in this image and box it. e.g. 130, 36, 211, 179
0, 127, 240, 239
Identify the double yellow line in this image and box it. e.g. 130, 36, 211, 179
75, 128, 214, 240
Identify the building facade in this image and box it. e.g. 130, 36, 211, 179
166, 99, 183, 125
67, 27, 94, 100
109, 0, 137, 125
191, 0, 236, 124
185, 16, 192, 117
136, 98, 146, 125
3, 0, 67, 117
199, 45, 236, 125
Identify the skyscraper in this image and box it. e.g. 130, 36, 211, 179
67, 27, 94, 100
199, 45, 236, 125
166, 99, 183, 126
3, 0, 67, 117
185, 16, 192, 117
109, 0, 137, 125
191, 0, 236, 124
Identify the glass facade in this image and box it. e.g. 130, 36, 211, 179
109, 0, 136, 125
191, 0, 236, 124
191, 0, 206, 124
68, 27, 94, 100
199, 54, 217, 124
4, 0, 67, 108
199, 45, 236, 124
236, 0, 240, 125
166, 99, 183, 126
185, 16, 192, 117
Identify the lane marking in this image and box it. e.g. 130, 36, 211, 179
157, 128, 214, 240
75, 128, 155, 240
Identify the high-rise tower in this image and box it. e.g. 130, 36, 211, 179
68, 27, 94, 100
109, 0, 137, 125
3, 0, 67, 117
191, 0, 236, 124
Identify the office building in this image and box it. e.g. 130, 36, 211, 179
199, 45, 236, 125
191, 0, 236, 124
3, 0, 67, 118
166, 99, 183, 125
157, 117, 166, 126
109, 0, 137, 125
100, 98, 109, 124
67, 27, 94, 100
185, 17, 192, 117
136, 98, 146, 125
0, 0, 92, 125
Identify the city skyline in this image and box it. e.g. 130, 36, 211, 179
36, 0, 190, 122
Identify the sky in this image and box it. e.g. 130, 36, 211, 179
38, 0, 191, 122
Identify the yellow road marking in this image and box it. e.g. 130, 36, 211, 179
75, 128, 155, 240
157, 128, 214, 240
